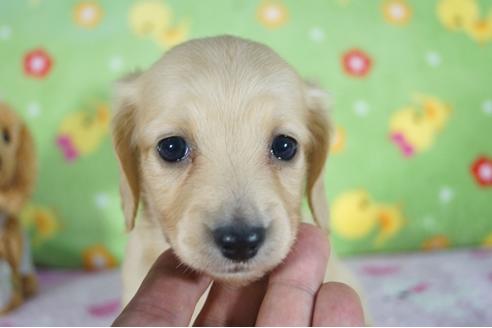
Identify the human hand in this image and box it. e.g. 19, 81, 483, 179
112, 223, 364, 326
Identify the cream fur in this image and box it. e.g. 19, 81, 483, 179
111, 36, 367, 319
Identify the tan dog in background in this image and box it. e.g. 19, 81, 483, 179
112, 35, 365, 317
0, 103, 38, 314
0, 103, 36, 215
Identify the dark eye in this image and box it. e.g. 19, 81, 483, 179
156, 136, 189, 162
2, 129, 10, 144
271, 135, 297, 161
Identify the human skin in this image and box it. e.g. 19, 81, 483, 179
113, 224, 364, 327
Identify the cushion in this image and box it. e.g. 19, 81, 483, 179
0, 0, 490, 267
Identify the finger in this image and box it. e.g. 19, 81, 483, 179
113, 250, 211, 327
194, 278, 268, 326
256, 223, 330, 326
312, 282, 364, 327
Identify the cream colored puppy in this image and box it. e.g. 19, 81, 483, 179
112, 35, 364, 315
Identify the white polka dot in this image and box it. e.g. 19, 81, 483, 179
109, 56, 123, 72
27, 102, 41, 118
0, 25, 12, 40
354, 100, 370, 117
482, 100, 492, 116
95, 193, 109, 209
426, 51, 441, 67
439, 186, 454, 204
308, 27, 325, 43
422, 215, 438, 231
28, 0, 41, 7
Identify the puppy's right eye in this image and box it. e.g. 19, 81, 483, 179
271, 135, 297, 161
156, 136, 189, 162
2, 128, 10, 144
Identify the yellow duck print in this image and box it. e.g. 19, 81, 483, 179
466, 15, 492, 43
331, 125, 346, 155
483, 232, 492, 248
129, 0, 189, 48
155, 20, 190, 48
331, 189, 405, 246
420, 95, 452, 131
56, 103, 110, 162
374, 204, 405, 245
437, 0, 492, 43
129, 0, 171, 38
437, 0, 478, 31
389, 95, 451, 157
20, 203, 60, 245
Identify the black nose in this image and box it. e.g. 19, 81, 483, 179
212, 225, 266, 262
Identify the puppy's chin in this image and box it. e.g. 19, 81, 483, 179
172, 244, 290, 286
209, 271, 266, 286
204, 260, 281, 286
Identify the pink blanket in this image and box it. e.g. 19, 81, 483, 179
1, 248, 491, 326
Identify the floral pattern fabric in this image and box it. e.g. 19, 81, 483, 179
0, 0, 491, 266
1, 249, 491, 325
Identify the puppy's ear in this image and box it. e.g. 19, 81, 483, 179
10, 123, 37, 212
305, 83, 332, 230
112, 72, 141, 231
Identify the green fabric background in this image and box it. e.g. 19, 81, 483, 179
0, 0, 491, 268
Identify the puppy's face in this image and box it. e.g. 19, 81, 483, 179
0, 104, 22, 187
113, 36, 330, 283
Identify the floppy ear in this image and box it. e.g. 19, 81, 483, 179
8, 122, 37, 213
304, 83, 332, 231
111, 73, 141, 231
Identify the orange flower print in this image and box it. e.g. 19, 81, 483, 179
82, 245, 117, 271
382, 0, 412, 25
73, 2, 103, 28
257, 0, 289, 29
422, 235, 450, 251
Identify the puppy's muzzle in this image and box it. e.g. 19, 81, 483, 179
212, 224, 266, 262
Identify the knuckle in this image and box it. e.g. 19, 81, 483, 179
269, 278, 318, 297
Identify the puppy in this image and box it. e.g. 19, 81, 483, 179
0, 103, 38, 313
112, 35, 365, 316
0, 103, 37, 216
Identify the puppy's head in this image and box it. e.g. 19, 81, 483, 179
112, 36, 331, 283
0, 103, 36, 192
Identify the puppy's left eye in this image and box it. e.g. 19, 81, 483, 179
157, 136, 189, 162
271, 135, 297, 161
2, 128, 10, 144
